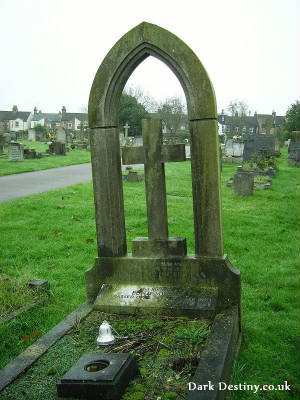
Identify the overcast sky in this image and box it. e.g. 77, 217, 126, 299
0, 0, 299, 116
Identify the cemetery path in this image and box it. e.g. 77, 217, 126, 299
0, 162, 143, 203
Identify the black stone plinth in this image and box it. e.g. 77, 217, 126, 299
57, 353, 138, 400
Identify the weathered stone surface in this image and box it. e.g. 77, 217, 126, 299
28, 129, 36, 142
88, 22, 217, 128
57, 353, 138, 400
48, 142, 66, 156
56, 127, 66, 144
243, 134, 275, 161
8, 142, 24, 161
132, 237, 187, 258
0, 135, 4, 155
190, 119, 223, 257
94, 284, 218, 318
28, 279, 50, 290
288, 141, 300, 163
90, 128, 127, 257
187, 306, 241, 400
126, 170, 144, 182
86, 255, 241, 314
233, 172, 254, 196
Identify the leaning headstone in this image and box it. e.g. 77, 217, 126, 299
55, 127, 66, 144
28, 129, 36, 142
86, 22, 241, 397
8, 142, 24, 161
233, 172, 254, 195
243, 134, 275, 161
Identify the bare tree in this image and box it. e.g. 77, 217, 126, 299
123, 85, 158, 112
157, 97, 187, 134
226, 99, 249, 136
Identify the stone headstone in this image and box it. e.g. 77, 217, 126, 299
0, 135, 4, 155
232, 140, 244, 157
28, 129, 36, 142
288, 141, 300, 165
84, 22, 241, 398
55, 127, 66, 144
243, 134, 275, 161
233, 172, 254, 195
48, 142, 66, 155
127, 170, 144, 182
8, 142, 24, 161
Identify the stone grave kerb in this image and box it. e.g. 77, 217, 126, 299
86, 22, 241, 320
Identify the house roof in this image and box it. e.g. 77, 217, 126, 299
218, 114, 258, 128
0, 111, 31, 121
32, 113, 62, 122
61, 113, 88, 122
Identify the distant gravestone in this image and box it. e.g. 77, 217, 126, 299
56, 127, 66, 144
48, 142, 66, 156
0, 135, 4, 155
243, 134, 275, 161
233, 172, 254, 195
288, 142, 300, 165
225, 138, 244, 157
28, 129, 36, 142
8, 142, 24, 161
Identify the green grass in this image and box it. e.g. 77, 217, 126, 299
0, 140, 91, 176
0, 147, 299, 399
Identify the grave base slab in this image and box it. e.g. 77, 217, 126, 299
57, 353, 138, 400
94, 284, 218, 318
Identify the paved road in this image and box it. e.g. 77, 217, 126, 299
0, 163, 143, 203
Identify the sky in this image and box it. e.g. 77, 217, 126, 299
0, 0, 299, 116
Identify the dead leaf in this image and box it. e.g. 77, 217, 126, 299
57, 205, 65, 209
61, 196, 64, 200
53, 230, 63, 236
22, 331, 40, 343
47, 264, 56, 269
71, 215, 76, 220
86, 238, 94, 243
277, 285, 283, 289
65, 244, 72, 248
244, 247, 249, 252
277, 260, 281, 264
246, 282, 253, 286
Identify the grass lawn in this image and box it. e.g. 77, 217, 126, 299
0, 147, 299, 399
0, 140, 91, 176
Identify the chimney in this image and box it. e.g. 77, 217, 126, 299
62, 106, 66, 114
34, 106, 37, 115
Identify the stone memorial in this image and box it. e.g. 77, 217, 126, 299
225, 138, 244, 157
233, 172, 254, 196
288, 142, 300, 166
243, 133, 275, 161
28, 129, 36, 142
8, 142, 24, 161
48, 142, 66, 156
0, 135, 4, 155
55, 127, 66, 144
85, 22, 241, 398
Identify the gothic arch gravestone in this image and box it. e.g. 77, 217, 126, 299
86, 21, 241, 320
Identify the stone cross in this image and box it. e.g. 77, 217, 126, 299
122, 119, 185, 240
124, 123, 130, 138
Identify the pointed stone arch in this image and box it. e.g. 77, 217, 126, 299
88, 22, 223, 258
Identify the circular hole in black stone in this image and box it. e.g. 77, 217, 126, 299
84, 360, 109, 372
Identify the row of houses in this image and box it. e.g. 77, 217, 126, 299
0, 105, 285, 136
217, 110, 285, 136
0, 106, 88, 133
